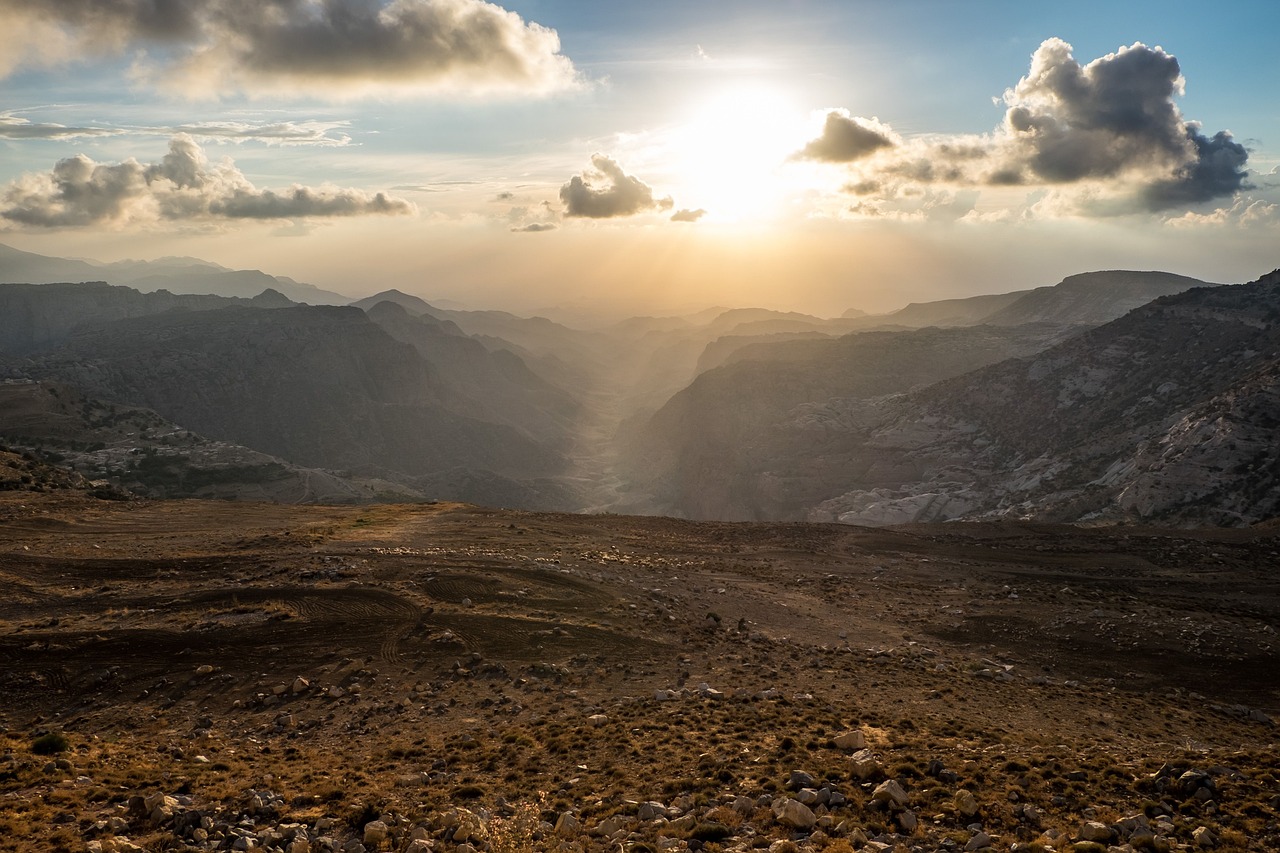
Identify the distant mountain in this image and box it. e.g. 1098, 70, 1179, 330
362, 300, 580, 449
8, 304, 574, 508
0, 242, 351, 305
0, 242, 101, 283
350, 289, 439, 317
0, 280, 284, 355
620, 323, 1078, 519
623, 270, 1279, 527
883, 291, 1027, 327
982, 270, 1213, 326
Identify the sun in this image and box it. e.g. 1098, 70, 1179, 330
668, 82, 813, 223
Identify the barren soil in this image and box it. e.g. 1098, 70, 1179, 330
0, 494, 1277, 852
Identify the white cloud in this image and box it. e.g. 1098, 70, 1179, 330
0, 134, 415, 227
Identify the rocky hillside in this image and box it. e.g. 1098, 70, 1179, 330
0, 281, 277, 354
8, 305, 572, 507
627, 271, 1279, 526
619, 323, 1078, 519
364, 300, 580, 450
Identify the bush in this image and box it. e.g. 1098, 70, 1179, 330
32, 732, 69, 755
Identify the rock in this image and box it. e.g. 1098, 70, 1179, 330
896, 809, 918, 832
654, 689, 678, 702
833, 730, 866, 750
955, 789, 979, 817
638, 802, 668, 821
593, 816, 625, 837
195, 665, 214, 675
291, 677, 310, 693
872, 779, 909, 808
363, 820, 389, 845
849, 749, 880, 780
786, 770, 816, 790
1078, 821, 1112, 843
1193, 826, 1216, 848
450, 810, 486, 844
964, 831, 991, 851
771, 797, 817, 830
405, 842, 431, 853
555, 812, 580, 837
587, 714, 608, 727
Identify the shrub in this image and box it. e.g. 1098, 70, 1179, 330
32, 732, 69, 755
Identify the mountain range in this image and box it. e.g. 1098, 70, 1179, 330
1, 241, 1274, 527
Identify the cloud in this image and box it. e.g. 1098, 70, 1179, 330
560, 155, 673, 219
670, 208, 706, 223
821, 39, 1250, 217
795, 111, 896, 163
511, 222, 556, 232
0, 134, 414, 227
0, 114, 124, 140
0, 0, 579, 98
0, 113, 353, 146
166, 121, 354, 146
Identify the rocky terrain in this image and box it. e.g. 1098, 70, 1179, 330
0, 490, 1276, 853
624, 272, 1280, 526
1, 304, 576, 510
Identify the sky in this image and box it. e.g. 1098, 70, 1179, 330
1, 0, 1278, 318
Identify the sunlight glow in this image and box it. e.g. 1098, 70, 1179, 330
668, 83, 814, 223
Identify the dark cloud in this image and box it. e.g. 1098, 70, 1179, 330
0, 0, 578, 97
1142, 127, 1251, 210
829, 38, 1250, 216
560, 155, 673, 219
795, 111, 895, 163
511, 222, 556, 232
670, 208, 706, 223
0, 134, 414, 227
997, 39, 1250, 210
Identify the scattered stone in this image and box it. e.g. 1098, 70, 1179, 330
587, 713, 608, 727
771, 797, 817, 830
363, 820, 388, 845
833, 730, 866, 750
1078, 821, 1112, 843
955, 789, 979, 817
964, 831, 991, 851
872, 779, 909, 808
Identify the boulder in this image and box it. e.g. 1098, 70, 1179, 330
363, 820, 389, 845
1079, 821, 1112, 843
833, 730, 866, 750
771, 798, 816, 830
955, 789, 979, 817
872, 779, 909, 808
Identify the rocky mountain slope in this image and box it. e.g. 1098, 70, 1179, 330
625, 271, 1279, 526
5, 304, 574, 508
619, 323, 1080, 519
363, 300, 580, 450
0, 280, 281, 354
0, 381, 423, 503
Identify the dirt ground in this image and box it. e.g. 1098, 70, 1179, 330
0, 493, 1277, 852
